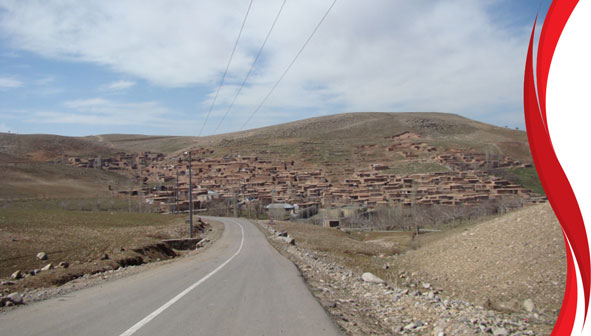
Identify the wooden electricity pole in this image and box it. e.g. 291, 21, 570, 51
185, 151, 194, 238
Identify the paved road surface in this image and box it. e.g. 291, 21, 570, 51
0, 218, 341, 335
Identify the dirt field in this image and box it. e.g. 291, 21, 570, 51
0, 207, 214, 294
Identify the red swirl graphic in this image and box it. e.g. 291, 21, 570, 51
523, 0, 589, 334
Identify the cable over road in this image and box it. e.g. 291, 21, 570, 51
0, 218, 341, 336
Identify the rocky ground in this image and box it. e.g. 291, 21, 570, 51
259, 203, 564, 335
0, 218, 223, 311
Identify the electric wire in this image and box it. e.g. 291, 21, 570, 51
198, 0, 254, 137
239, 0, 337, 131
215, 0, 287, 132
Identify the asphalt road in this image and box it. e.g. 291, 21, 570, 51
0, 217, 341, 336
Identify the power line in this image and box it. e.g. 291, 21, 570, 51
198, 0, 254, 137
240, 0, 338, 131
215, 0, 287, 132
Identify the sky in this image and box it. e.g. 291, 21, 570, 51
0, 0, 548, 136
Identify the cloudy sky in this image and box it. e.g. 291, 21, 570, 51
0, 0, 547, 136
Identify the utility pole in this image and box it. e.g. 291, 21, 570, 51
174, 167, 179, 215
185, 151, 194, 238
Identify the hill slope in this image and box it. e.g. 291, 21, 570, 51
86, 112, 530, 159
84, 113, 532, 172
397, 203, 565, 317
0, 133, 133, 200
0, 133, 116, 162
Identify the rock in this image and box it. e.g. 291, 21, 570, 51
277, 230, 288, 237
5, 300, 14, 307
58, 261, 69, 269
492, 327, 508, 336
36, 252, 48, 260
10, 270, 22, 280
100, 254, 110, 260
7, 292, 23, 304
404, 322, 417, 330
285, 236, 296, 245
383, 264, 390, 270
361, 272, 385, 284
523, 298, 535, 312
0, 281, 15, 286
41, 263, 52, 271
422, 282, 431, 289
0, 296, 9, 307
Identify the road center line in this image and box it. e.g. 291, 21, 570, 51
119, 220, 245, 336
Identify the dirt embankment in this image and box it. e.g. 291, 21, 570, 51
396, 203, 565, 316
260, 203, 565, 335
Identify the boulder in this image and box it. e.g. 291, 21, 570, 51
7, 292, 23, 305
41, 264, 52, 271
36, 252, 48, 260
10, 270, 22, 280
523, 298, 535, 312
361, 272, 385, 284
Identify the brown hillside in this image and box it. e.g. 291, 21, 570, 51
0, 133, 133, 200
85, 112, 530, 160
0, 133, 116, 162
397, 203, 566, 318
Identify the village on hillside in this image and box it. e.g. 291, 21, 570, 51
63, 132, 544, 225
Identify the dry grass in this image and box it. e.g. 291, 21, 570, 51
0, 132, 116, 161
269, 221, 412, 284
0, 162, 132, 200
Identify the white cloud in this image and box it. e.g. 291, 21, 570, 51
101, 80, 136, 91
0, 0, 530, 128
56, 98, 170, 127
0, 76, 22, 89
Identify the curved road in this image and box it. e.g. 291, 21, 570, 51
0, 218, 341, 335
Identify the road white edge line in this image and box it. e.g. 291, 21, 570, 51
119, 220, 245, 336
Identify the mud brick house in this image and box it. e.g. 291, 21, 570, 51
65, 145, 542, 214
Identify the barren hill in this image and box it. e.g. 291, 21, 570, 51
85, 112, 530, 161
397, 203, 565, 318
0, 133, 132, 200
0, 132, 116, 162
